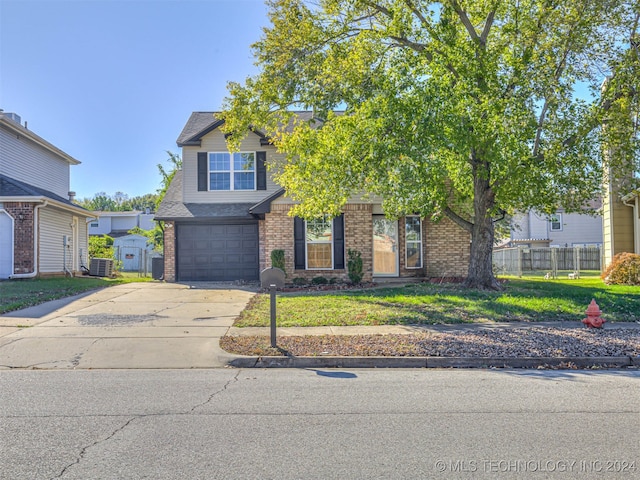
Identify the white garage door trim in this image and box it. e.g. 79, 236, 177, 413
0, 210, 14, 279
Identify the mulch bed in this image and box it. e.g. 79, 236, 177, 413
220, 327, 640, 358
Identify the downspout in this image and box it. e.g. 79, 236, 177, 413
10, 200, 48, 279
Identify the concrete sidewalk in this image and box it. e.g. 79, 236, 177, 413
0, 282, 255, 369
2, 283, 638, 370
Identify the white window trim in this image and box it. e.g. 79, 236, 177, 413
405, 215, 423, 269
549, 213, 563, 232
208, 151, 256, 191
305, 217, 334, 270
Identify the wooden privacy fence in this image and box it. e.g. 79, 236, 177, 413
493, 246, 602, 277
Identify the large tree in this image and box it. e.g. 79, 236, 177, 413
221, 0, 640, 289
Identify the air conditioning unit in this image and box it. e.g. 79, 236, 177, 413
89, 258, 113, 277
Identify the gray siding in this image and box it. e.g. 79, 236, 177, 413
0, 125, 70, 198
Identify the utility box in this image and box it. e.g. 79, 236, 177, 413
89, 258, 113, 277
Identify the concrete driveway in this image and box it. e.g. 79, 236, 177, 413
0, 282, 256, 369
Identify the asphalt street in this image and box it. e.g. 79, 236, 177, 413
1, 368, 639, 479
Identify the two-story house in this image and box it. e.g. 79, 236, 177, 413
88, 211, 155, 237
508, 204, 603, 249
155, 112, 471, 283
0, 111, 92, 279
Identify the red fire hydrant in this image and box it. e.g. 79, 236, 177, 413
582, 299, 606, 328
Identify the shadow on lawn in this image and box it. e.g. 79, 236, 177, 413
350, 280, 640, 324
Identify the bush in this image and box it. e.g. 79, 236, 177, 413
602, 253, 640, 285
292, 277, 307, 286
270, 249, 286, 276
311, 276, 328, 285
347, 249, 364, 284
88, 235, 114, 260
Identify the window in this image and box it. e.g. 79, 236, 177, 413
306, 216, 333, 269
90, 223, 98, 228
405, 216, 422, 268
549, 213, 563, 231
208, 152, 255, 190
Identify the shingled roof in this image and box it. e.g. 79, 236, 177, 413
154, 170, 256, 220
175, 111, 328, 148
0, 174, 88, 211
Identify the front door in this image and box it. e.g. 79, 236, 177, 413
373, 215, 398, 276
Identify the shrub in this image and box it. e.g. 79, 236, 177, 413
602, 253, 640, 285
292, 277, 307, 286
88, 235, 114, 260
270, 249, 286, 276
347, 249, 364, 284
311, 276, 328, 285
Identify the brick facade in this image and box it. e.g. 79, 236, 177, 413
4, 202, 35, 275
259, 203, 470, 282
164, 205, 470, 283
163, 221, 176, 281
424, 216, 471, 277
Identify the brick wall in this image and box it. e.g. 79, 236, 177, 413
261, 204, 374, 282
163, 221, 176, 281
425, 216, 470, 278
260, 204, 296, 278
5, 203, 35, 274
343, 204, 373, 282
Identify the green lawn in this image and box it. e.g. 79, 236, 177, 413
0, 273, 153, 314
235, 276, 640, 327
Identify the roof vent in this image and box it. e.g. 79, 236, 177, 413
4, 112, 22, 125
68, 191, 76, 202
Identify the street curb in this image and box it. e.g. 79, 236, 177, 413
226, 355, 638, 369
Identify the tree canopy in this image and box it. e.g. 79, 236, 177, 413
221, 0, 640, 289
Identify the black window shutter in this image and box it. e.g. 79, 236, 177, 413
256, 151, 267, 190
333, 214, 345, 269
294, 217, 306, 270
197, 152, 208, 191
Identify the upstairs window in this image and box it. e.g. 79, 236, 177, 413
549, 213, 563, 231
209, 152, 255, 191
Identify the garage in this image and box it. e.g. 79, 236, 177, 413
176, 222, 259, 281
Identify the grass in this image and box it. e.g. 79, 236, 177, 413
235, 275, 640, 327
0, 273, 153, 314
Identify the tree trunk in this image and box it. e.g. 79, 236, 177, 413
462, 160, 503, 290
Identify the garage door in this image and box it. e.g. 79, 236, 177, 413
176, 223, 259, 281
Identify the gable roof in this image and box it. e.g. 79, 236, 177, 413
176, 111, 329, 148
0, 113, 81, 165
0, 174, 91, 216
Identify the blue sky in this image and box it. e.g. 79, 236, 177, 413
0, 0, 269, 200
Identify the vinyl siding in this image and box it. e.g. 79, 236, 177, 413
0, 125, 70, 198
603, 191, 634, 267
38, 207, 87, 274
182, 129, 283, 203
548, 211, 602, 246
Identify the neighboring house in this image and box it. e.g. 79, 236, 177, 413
155, 111, 470, 282
113, 233, 156, 272
507, 205, 603, 249
0, 111, 92, 279
88, 211, 155, 237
